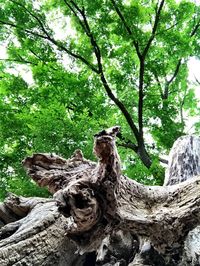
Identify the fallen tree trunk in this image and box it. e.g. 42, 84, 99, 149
1, 127, 200, 265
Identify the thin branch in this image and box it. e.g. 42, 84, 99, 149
110, 0, 132, 35
152, 70, 164, 98
28, 49, 58, 70
100, 73, 140, 141
117, 132, 138, 152
163, 59, 182, 99
29, 49, 47, 62
159, 157, 168, 165
0, 58, 37, 65
156, 21, 179, 36
137, 0, 165, 143
177, 85, 188, 133
110, 0, 162, 143
81, 10, 102, 71
64, 0, 102, 72
142, 0, 165, 57
167, 59, 182, 85
138, 60, 145, 137
66, 105, 75, 112
109, 0, 144, 139
191, 19, 200, 37
64, 0, 141, 141
118, 142, 138, 152
0, 19, 49, 39
9, 0, 52, 39
195, 76, 200, 85
0, 19, 99, 73
109, 0, 153, 166
180, 96, 185, 128
110, 0, 142, 58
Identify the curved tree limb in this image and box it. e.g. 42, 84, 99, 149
63, 1, 141, 146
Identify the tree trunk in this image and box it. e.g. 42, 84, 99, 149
1, 127, 200, 265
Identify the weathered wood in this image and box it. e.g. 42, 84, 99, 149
0, 193, 86, 266
165, 135, 200, 185
22, 128, 200, 263
164, 135, 200, 266
2, 128, 200, 265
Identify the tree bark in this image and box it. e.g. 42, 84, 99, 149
1, 127, 200, 265
164, 135, 200, 266
0, 193, 89, 266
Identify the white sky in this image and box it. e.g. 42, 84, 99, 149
188, 57, 200, 84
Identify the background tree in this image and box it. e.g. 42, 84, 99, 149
0, 0, 200, 198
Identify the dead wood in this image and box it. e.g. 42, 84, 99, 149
23, 128, 200, 260
1, 128, 200, 265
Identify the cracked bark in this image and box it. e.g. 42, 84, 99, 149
0, 127, 200, 265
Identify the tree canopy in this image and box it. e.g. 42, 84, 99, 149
0, 0, 200, 199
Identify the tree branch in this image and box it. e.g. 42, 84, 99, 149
105, 1, 153, 166
107, 0, 148, 147
0, 58, 37, 66
0, 19, 48, 39
190, 19, 200, 37
152, 70, 164, 98
142, 0, 165, 58
138, 60, 145, 137
118, 142, 138, 152
163, 59, 182, 99
29, 48, 48, 63
9, 0, 52, 39
137, 0, 165, 145
195, 76, 200, 85
166, 59, 182, 86
110, 0, 142, 58
64, 0, 141, 143
117, 132, 138, 152
0, 19, 99, 73
110, 0, 132, 35
156, 21, 179, 36
100, 74, 140, 142
159, 157, 168, 165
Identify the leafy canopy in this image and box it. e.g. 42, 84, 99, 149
0, 0, 200, 199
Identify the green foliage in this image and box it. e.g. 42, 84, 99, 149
0, 0, 200, 199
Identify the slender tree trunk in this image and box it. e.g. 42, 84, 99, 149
137, 144, 152, 169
